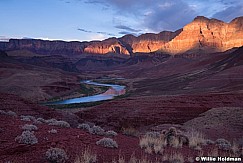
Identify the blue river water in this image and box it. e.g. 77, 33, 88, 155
46, 80, 126, 105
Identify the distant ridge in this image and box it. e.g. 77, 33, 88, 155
0, 16, 243, 56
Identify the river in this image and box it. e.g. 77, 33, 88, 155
47, 80, 126, 105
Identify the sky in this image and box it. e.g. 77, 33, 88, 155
0, 0, 243, 42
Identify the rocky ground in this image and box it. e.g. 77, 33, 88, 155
1, 93, 242, 163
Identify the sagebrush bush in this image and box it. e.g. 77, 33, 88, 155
22, 124, 38, 131
215, 138, 231, 150
0, 110, 6, 115
45, 147, 68, 163
45, 118, 58, 124
48, 120, 70, 128
6, 111, 17, 117
0, 110, 17, 117
205, 139, 215, 145
37, 117, 47, 123
89, 125, 105, 135
77, 123, 90, 131
105, 130, 118, 137
145, 132, 160, 138
48, 129, 58, 134
96, 138, 118, 148
20, 115, 36, 121
15, 130, 38, 145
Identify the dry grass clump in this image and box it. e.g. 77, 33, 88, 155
45, 147, 68, 163
74, 147, 97, 163
231, 141, 239, 154
22, 124, 38, 131
169, 152, 184, 163
122, 127, 139, 137
207, 147, 219, 157
139, 127, 188, 154
139, 133, 166, 155
15, 130, 38, 145
96, 137, 118, 148
112, 154, 161, 163
185, 129, 205, 148
187, 156, 194, 163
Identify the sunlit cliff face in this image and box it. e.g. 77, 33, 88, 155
160, 16, 243, 54
82, 16, 243, 55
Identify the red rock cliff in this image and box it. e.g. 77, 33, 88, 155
1, 16, 243, 56
161, 16, 243, 54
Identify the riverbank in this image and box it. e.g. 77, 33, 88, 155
45, 79, 126, 106
43, 82, 110, 103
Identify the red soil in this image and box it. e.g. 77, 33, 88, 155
77, 93, 243, 140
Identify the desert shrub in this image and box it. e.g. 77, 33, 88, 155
89, 125, 105, 135
22, 124, 38, 131
33, 117, 45, 124
105, 130, 118, 137
77, 123, 90, 131
48, 129, 58, 134
164, 127, 179, 146
145, 132, 160, 138
0, 128, 4, 133
215, 138, 231, 150
15, 130, 38, 145
122, 127, 139, 137
96, 138, 118, 148
0, 110, 17, 117
45, 147, 68, 163
45, 118, 58, 124
205, 139, 215, 145
20, 115, 36, 121
36, 117, 46, 123
74, 147, 97, 163
6, 111, 17, 117
0, 110, 6, 115
48, 120, 70, 128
